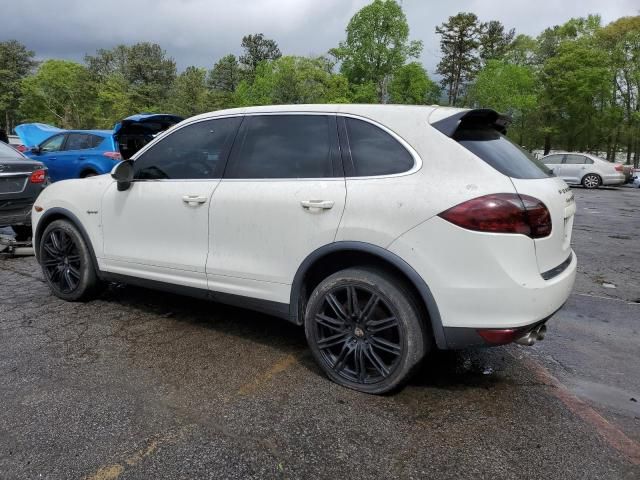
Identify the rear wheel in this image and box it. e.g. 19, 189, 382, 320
11, 225, 32, 242
39, 219, 101, 301
305, 268, 427, 394
582, 173, 601, 189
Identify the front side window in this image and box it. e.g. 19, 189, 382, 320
133, 117, 241, 180
40, 134, 65, 153
224, 115, 334, 179
345, 117, 414, 176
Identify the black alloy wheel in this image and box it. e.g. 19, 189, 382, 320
41, 228, 82, 294
39, 219, 101, 301
305, 268, 427, 394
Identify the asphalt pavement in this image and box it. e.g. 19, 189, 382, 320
0, 185, 638, 479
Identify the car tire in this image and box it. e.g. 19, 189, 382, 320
11, 225, 32, 242
304, 267, 428, 394
39, 219, 101, 301
582, 173, 601, 189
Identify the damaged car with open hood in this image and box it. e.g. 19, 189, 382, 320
16, 114, 183, 182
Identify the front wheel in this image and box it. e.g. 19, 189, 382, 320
582, 173, 601, 189
39, 219, 101, 301
304, 268, 427, 394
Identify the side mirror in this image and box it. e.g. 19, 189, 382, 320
31, 147, 41, 155
111, 160, 134, 191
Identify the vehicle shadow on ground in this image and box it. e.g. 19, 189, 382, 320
99, 283, 506, 392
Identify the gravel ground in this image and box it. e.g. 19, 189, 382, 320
0, 185, 638, 479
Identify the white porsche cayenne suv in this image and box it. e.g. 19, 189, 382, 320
32, 105, 577, 394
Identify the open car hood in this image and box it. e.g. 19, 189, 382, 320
14, 123, 65, 148
113, 114, 184, 140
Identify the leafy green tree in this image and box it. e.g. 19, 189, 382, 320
599, 16, 640, 165
330, 0, 422, 102
540, 36, 610, 152
436, 12, 483, 105
234, 56, 351, 106
93, 73, 133, 128
85, 43, 176, 111
208, 54, 241, 93
388, 62, 440, 105
479, 21, 515, 63
504, 34, 538, 66
469, 60, 538, 146
19, 60, 97, 128
239, 34, 281, 76
0, 40, 36, 131
165, 67, 212, 117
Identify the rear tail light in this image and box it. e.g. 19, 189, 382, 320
16, 145, 27, 153
438, 193, 552, 239
103, 151, 122, 160
614, 164, 623, 172
29, 169, 47, 184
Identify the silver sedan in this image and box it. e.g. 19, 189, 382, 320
542, 153, 626, 189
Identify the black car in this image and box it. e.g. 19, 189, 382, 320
0, 141, 49, 241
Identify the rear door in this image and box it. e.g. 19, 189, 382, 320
207, 114, 345, 303
561, 154, 587, 184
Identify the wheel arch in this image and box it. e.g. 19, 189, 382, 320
290, 241, 447, 349
34, 208, 99, 274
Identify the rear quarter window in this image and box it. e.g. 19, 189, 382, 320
454, 127, 552, 179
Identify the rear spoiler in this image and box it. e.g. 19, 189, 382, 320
431, 108, 512, 137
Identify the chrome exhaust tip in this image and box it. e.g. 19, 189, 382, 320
536, 324, 547, 341
515, 331, 536, 346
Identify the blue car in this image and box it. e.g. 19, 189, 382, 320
16, 114, 183, 182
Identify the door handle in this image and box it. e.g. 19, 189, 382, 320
78, 156, 87, 161
301, 200, 334, 210
182, 195, 208, 205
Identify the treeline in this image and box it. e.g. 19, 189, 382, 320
0, 0, 638, 165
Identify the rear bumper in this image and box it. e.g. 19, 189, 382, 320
602, 173, 625, 186
388, 217, 577, 348
0, 202, 32, 227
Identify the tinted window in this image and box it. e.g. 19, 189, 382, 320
345, 118, 414, 176
134, 117, 240, 180
543, 155, 563, 165
0, 141, 23, 159
225, 115, 333, 179
65, 133, 103, 151
40, 134, 65, 152
454, 127, 552, 179
565, 154, 586, 165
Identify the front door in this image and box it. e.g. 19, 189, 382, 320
207, 114, 346, 304
100, 116, 242, 289
37, 133, 67, 181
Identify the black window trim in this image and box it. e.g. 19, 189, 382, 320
63, 132, 105, 151
221, 112, 344, 181
337, 114, 420, 179
130, 115, 244, 182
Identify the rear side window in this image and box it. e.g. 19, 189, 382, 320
564, 154, 586, 165
225, 115, 334, 179
65, 133, 103, 151
345, 118, 414, 176
134, 117, 241, 180
454, 127, 552, 179
543, 155, 563, 165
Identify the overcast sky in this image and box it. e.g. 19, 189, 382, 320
3, 0, 639, 75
